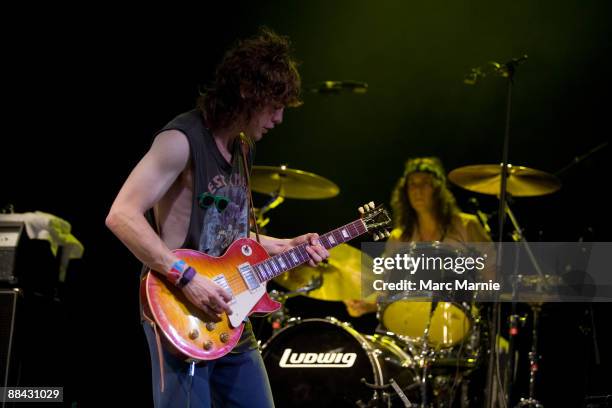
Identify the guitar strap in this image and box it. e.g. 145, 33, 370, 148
238, 132, 260, 244
142, 312, 166, 392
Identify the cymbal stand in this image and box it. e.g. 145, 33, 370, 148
255, 190, 285, 229
504, 202, 547, 290
504, 200, 547, 408
416, 301, 439, 408
515, 303, 543, 408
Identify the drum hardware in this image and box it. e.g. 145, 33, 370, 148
253, 193, 284, 229
515, 303, 544, 408
417, 300, 439, 408
505, 199, 548, 408
506, 311, 527, 389
450, 159, 560, 407
496, 273, 565, 408
267, 276, 323, 332
358, 378, 419, 407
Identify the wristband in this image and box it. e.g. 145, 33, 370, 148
176, 267, 196, 288
168, 259, 188, 285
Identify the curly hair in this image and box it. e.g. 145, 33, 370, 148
390, 157, 460, 240
197, 27, 302, 131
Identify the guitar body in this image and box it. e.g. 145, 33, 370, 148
141, 238, 281, 361
140, 204, 391, 362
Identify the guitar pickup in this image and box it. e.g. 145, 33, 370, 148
212, 274, 236, 304
237, 263, 260, 292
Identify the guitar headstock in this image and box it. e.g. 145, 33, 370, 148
358, 201, 392, 241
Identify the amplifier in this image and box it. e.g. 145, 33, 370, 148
0, 288, 22, 393
0, 221, 59, 292
0, 222, 24, 283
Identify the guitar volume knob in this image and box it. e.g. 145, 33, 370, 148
203, 341, 213, 350
206, 322, 216, 331
188, 329, 199, 340
220, 332, 229, 343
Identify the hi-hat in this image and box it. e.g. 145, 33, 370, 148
273, 244, 372, 301
448, 164, 561, 197
251, 165, 339, 199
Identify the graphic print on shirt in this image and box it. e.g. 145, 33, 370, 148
198, 173, 249, 257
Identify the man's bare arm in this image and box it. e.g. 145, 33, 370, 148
106, 130, 232, 319
105, 130, 190, 275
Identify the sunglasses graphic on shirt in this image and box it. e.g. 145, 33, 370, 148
198, 192, 229, 212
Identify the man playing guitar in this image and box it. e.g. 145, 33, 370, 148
106, 28, 329, 408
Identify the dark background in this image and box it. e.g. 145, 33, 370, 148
2, 1, 611, 406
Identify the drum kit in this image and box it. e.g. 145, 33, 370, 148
250, 163, 563, 407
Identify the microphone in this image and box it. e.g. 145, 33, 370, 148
468, 197, 492, 234
308, 80, 368, 94
464, 55, 528, 85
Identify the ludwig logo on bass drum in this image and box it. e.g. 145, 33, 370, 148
279, 348, 357, 368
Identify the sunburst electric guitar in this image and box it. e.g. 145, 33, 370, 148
141, 203, 391, 361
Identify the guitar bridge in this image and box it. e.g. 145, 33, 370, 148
238, 263, 260, 292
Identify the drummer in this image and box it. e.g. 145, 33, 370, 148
345, 156, 494, 317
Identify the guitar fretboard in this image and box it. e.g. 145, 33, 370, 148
252, 219, 367, 282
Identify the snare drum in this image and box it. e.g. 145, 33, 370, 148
262, 317, 420, 407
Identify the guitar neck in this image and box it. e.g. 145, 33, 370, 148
252, 218, 367, 283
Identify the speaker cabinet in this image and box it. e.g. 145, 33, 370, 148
0, 289, 21, 392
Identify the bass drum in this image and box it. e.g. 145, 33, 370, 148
378, 242, 480, 350
262, 317, 419, 407
378, 299, 475, 349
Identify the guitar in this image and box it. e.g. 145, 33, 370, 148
141, 202, 391, 361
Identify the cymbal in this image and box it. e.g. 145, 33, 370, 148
448, 164, 561, 197
251, 165, 339, 199
273, 244, 372, 301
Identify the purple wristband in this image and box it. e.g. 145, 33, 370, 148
176, 266, 196, 288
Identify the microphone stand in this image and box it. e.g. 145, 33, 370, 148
482, 56, 526, 408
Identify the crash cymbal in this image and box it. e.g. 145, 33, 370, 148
273, 244, 372, 301
251, 165, 340, 199
448, 164, 561, 197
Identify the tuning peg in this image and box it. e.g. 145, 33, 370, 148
384, 230, 391, 238
358, 206, 365, 215
368, 201, 375, 210
362, 203, 371, 212
373, 233, 380, 241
